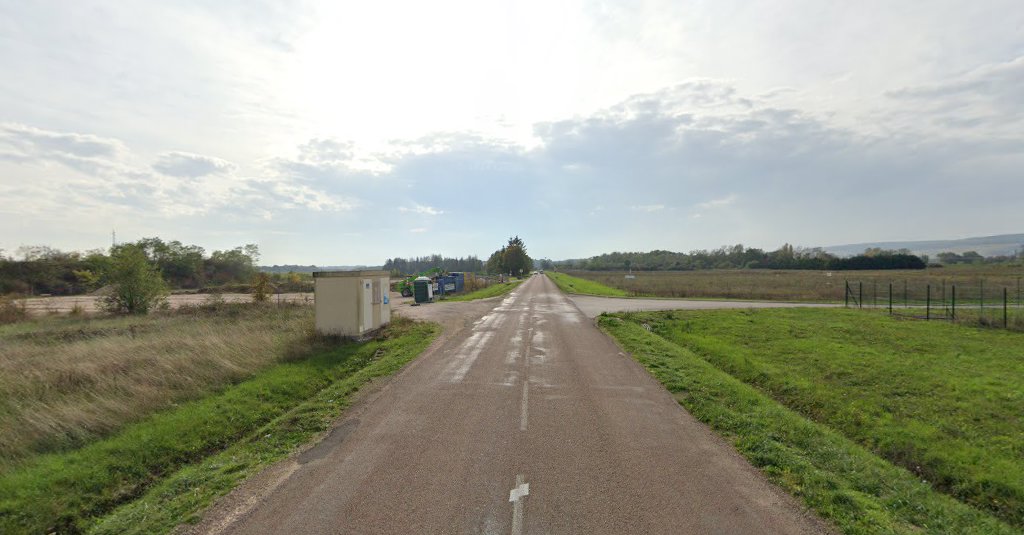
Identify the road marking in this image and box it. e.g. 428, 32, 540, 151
509, 474, 529, 535
443, 331, 494, 383
519, 380, 529, 431
520, 326, 534, 431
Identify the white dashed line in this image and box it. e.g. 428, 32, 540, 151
519, 380, 529, 431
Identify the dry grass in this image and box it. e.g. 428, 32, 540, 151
0, 303, 315, 470
0, 296, 28, 324
568, 264, 1024, 302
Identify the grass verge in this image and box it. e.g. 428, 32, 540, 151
546, 271, 629, 297
599, 311, 1018, 534
442, 280, 522, 301
0, 317, 438, 534
0, 303, 315, 469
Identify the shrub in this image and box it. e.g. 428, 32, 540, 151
100, 246, 168, 315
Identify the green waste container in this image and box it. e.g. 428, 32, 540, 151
413, 277, 432, 303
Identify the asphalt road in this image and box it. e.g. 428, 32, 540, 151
201, 275, 831, 534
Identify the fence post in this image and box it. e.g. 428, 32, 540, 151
926, 284, 931, 320
904, 280, 908, 308
1005, 288, 1009, 328
980, 279, 985, 322
951, 285, 956, 320
845, 281, 849, 308
859, 282, 863, 309
888, 282, 893, 315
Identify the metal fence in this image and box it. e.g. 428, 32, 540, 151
845, 279, 1024, 329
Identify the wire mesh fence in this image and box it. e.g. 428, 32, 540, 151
845, 278, 1024, 330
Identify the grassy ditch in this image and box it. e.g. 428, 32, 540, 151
599, 308, 1021, 533
0, 316, 438, 534
442, 280, 522, 302
546, 271, 628, 297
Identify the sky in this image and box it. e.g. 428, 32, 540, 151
1, 0, 1022, 265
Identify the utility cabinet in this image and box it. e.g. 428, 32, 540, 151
313, 270, 391, 336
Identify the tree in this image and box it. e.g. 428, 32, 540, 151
101, 245, 168, 314
206, 245, 259, 284
500, 236, 533, 277
486, 247, 506, 274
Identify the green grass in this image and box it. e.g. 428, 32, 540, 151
0, 317, 438, 534
546, 271, 629, 297
442, 280, 522, 301
599, 309, 1022, 533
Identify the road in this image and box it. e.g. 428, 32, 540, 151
199, 275, 831, 534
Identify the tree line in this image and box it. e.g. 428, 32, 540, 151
936, 250, 1023, 265
555, 244, 929, 271
382, 255, 485, 276
0, 238, 261, 296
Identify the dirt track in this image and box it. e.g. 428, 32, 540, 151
194, 275, 832, 534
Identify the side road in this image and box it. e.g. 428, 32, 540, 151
194, 275, 833, 534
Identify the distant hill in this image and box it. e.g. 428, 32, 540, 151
822, 234, 1024, 258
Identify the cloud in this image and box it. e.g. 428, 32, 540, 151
152, 151, 237, 178
696, 194, 737, 210
883, 55, 1024, 135
1, 123, 124, 159
0, 122, 128, 176
398, 203, 444, 216
630, 204, 665, 213
886, 56, 1024, 100
2, 74, 1023, 263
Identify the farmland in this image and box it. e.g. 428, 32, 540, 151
600, 308, 1024, 533
564, 264, 1024, 303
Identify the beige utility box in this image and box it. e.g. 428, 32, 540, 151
313, 270, 391, 337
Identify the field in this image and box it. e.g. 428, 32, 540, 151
546, 271, 628, 296
0, 305, 438, 533
600, 308, 1023, 533
565, 264, 1024, 302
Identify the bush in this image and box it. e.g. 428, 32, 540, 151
251, 272, 272, 303
0, 296, 27, 324
101, 246, 168, 314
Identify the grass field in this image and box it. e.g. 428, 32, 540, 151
546, 271, 628, 296
600, 308, 1023, 533
442, 279, 523, 301
567, 264, 1024, 303
0, 303, 316, 469
0, 308, 438, 534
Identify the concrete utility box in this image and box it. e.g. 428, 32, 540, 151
313, 270, 391, 337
